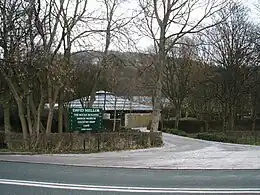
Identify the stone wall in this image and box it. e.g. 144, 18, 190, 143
0, 131, 163, 153
125, 113, 152, 128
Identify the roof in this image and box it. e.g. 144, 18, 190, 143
68, 91, 153, 111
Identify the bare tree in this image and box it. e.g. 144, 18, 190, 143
102, 54, 126, 131
201, 2, 256, 131
0, 0, 32, 146
87, 0, 139, 108
138, 0, 227, 131
56, 0, 88, 133
162, 36, 199, 129
31, 0, 92, 134
0, 78, 11, 134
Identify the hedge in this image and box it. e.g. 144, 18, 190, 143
161, 128, 188, 137
148, 120, 204, 133
196, 133, 237, 143
0, 131, 163, 153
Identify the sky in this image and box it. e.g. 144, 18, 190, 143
68, 0, 259, 53
0, 0, 259, 57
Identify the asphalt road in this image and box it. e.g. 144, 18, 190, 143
1, 161, 260, 194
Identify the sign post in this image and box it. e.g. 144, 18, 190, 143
68, 108, 103, 132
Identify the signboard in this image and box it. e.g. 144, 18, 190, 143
69, 108, 103, 132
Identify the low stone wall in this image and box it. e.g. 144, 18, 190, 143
0, 131, 163, 153
125, 113, 152, 128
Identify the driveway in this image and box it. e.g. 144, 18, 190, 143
0, 131, 260, 169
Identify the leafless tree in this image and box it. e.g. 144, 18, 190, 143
138, 0, 228, 131
0, 0, 33, 146
87, 0, 139, 109
201, 2, 256, 131
32, 0, 91, 134
162, 36, 199, 129
0, 77, 11, 134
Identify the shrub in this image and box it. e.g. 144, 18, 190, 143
162, 128, 188, 137
196, 133, 237, 143
163, 120, 204, 133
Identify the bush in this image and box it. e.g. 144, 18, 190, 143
162, 128, 188, 137
163, 120, 204, 133
196, 133, 237, 143
3, 132, 163, 153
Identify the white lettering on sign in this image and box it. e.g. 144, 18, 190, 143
76, 117, 97, 120
81, 128, 92, 131
74, 114, 100, 117
72, 108, 100, 113
77, 120, 97, 124
72, 109, 84, 112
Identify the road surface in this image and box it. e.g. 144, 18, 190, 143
0, 132, 260, 169
1, 161, 260, 194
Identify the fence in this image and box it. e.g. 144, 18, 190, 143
0, 131, 163, 153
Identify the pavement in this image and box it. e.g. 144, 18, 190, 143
0, 128, 260, 169
1, 161, 260, 194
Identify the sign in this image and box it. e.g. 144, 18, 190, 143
69, 108, 103, 132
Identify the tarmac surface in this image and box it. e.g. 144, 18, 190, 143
1, 161, 260, 194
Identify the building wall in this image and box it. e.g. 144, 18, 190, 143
125, 113, 152, 128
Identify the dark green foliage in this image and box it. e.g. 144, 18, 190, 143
120, 127, 141, 133
163, 120, 204, 133
0, 131, 163, 153
103, 119, 121, 131
196, 133, 237, 143
162, 128, 188, 137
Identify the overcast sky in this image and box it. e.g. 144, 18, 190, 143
68, 0, 259, 53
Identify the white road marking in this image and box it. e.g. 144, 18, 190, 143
0, 179, 260, 194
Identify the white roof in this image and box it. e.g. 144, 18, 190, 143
68, 91, 153, 111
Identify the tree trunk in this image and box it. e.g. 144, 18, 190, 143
151, 85, 162, 132
58, 91, 64, 133
17, 100, 29, 148
229, 105, 235, 131
204, 119, 209, 132
113, 96, 117, 131
63, 104, 69, 132
151, 66, 163, 132
35, 84, 45, 135
46, 107, 54, 134
89, 85, 96, 108
151, 31, 165, 132
32, 86, 45, 150
26, 95, 33, 135
46, 82, 59, 134
222, 104, 227, 132
0, 68, 29, 146
30, 93, 45, 133
3, 99, 11, 148
3, 100, 11, 134
252, 118, 256, 131
251, 97, 256, 131
175, 104, 181, 129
